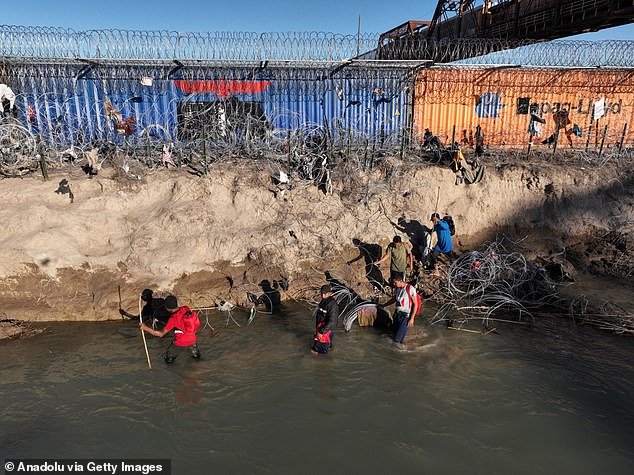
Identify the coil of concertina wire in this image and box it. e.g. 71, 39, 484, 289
1, 26, 634, 67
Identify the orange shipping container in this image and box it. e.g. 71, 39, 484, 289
413, 68, 634, 149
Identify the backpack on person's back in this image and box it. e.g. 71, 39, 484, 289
442, 215, 456, 236
405, 283, 423, 316
181, 308, 200, 334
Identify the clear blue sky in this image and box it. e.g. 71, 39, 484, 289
4, 0, 633, 39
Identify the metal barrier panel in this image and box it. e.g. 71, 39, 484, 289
413, 67, 634, 148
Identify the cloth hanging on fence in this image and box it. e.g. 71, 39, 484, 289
104, 100, 123, 122
528, 120, 543, 137
530, 113, 546, 124
0, 84, 16, 113
162, 145, 175, 167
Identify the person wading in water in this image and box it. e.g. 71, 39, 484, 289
379, 275, 420, 345
120, 288, 170, 329
140, 295, 201, 364
311, 284, 339, 356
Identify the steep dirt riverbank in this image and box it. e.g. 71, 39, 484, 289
0, 156, 632, 323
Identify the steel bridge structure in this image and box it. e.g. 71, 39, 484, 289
377, 0, 634, 60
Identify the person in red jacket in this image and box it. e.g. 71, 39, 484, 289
140, 295, 201, 364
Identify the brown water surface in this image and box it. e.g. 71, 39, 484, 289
1, 304, 633, 474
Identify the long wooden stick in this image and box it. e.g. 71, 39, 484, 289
118, 284, 123, 319
139, 295, 152, 370
447, 326, 481, 334
434, 186, 440, 214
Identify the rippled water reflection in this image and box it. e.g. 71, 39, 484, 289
1, 304, 633, 474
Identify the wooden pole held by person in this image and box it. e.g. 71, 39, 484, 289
118, 284, 123, 320
139, 295, 152, 370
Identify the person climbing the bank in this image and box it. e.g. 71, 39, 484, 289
140, 295, 201, 364
247, 280, 282, 313
119, 288, 171, 329
311, 284, 339, 356
379, 275, 419, 344
430, 213, 455, 276
374, 235, 413, 284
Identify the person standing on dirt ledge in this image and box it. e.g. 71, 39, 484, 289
119, 289, 170, 329
311, 284, 339, 356
379, 275, 419, 344
140, 295, 201, 364
375, 236, 413, 284
430, 213, 454, 276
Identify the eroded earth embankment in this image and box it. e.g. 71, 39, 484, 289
0, 158, 632, 323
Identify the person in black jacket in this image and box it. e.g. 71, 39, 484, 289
119, 288, 171, 329
311, 284, 339, 356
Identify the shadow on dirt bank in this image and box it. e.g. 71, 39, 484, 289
493, 170, 633, 279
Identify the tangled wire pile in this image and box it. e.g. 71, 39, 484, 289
431, 240, 634, 335
568, 298, 634, 336
432, 241, 557, 327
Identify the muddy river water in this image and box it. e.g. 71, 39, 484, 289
1, 304, 633, 474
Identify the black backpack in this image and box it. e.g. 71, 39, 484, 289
442, 215, 456, 236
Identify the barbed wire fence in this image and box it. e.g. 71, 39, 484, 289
377, 37, 634, 68
0, 27, 379, 61
1, 27, 633, 179
3, 26, 634, 66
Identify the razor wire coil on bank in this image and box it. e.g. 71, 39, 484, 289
429, 240, 634, 335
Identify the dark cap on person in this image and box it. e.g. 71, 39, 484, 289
165, 295, 178, 309
430, 212, 440, 221
392, 235, 402, 243
141, 289, 153, 301
320, 284, 332, 295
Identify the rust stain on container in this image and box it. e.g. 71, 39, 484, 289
413, 68, 634, 148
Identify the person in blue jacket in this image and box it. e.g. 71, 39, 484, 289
430, 213, 455, 275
